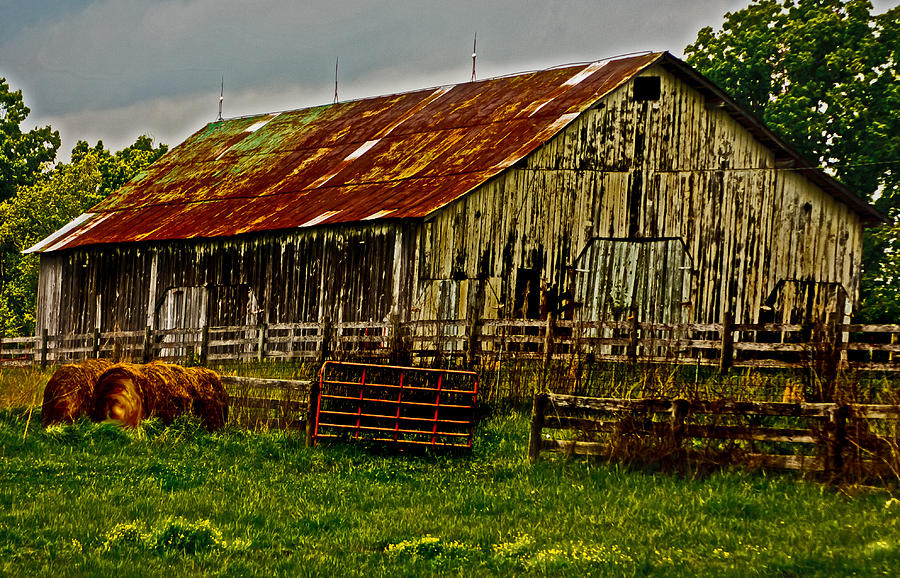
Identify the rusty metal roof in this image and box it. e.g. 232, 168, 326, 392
30, 53, 662, 252
28, 50, 881, 254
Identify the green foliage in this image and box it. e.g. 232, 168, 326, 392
860, 222, 900, 322
71, 135, 167, 199
150, 518, 224, 554
102, 523, 148, 553
0, 155, 102, 336
0, 136, 166, 337
685, 0, 900, 322
0, 78, 60, 203
102, 518, 226, 555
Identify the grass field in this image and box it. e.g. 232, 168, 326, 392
2, 366, 899, 576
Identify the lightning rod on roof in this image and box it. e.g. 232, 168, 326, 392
471, 33, 477, 82
334, 57, 339, 104
216, 76, 224, 121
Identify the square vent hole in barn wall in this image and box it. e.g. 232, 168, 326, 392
633, 76, 661, 101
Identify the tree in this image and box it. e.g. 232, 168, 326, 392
0, 77, 60, 202
0, 155, 102, 335
685, 0, 900, 322
71, 135, 168, 198
0, 136, 167, 336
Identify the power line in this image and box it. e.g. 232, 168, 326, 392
516, 160, 900, 174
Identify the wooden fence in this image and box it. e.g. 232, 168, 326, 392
2, 317, 899, 373
528, 393, 900, 478
221, 375, 311, 432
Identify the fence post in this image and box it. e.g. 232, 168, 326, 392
826, 311, 842, 400
719, 311, 734, 374
465, 311, 482, 370
39, 328, 49, 369
318, 316, 333, 364
305, 371, 321, 448
626, 312, 639, 367
92, 328, 101, 359
307, 317, 332, 448
142, 326, 153, 363
825, 405, 847, 479
528, 392, 549, 462
199, 322, 209, 366
543, 309, 556, 369
389, 313, 409, 365
669, 399, 688, 449
257, 322, 267, 363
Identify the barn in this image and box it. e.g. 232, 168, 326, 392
28, 51, 881, 340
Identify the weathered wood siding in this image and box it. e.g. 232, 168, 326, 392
36, 65, 866, 336
36, 223, 414, 335
415, 64, 864, 324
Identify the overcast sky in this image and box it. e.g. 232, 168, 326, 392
2, 0, 896, 159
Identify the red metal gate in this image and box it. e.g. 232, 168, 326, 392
313, 362, 478, 448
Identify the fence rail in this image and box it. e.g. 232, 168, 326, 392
528, 393, 900, 477
221, 375, 312, 431
2, 318, 900, 372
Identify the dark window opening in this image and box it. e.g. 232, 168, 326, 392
633, 76, 661, 101
513, 267, 541, 320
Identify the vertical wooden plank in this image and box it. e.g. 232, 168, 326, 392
627, 312, 639, 366
542, 303, 555, 369
825, 405, 847, 478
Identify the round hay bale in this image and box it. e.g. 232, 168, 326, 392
91, 363, 153, 428
92, 362, 228, 430
42, 359, 114, 427
189, 367, 229, 431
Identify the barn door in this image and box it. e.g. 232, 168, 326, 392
573, 238, 694, 358
154, 284, 258, 360
156, 286, 207, 331
573, 237, 693, 324
154, 286, 208, 359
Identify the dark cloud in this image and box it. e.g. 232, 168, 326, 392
2, 0, 893, 156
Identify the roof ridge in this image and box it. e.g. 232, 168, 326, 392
214, 51, 662, 124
